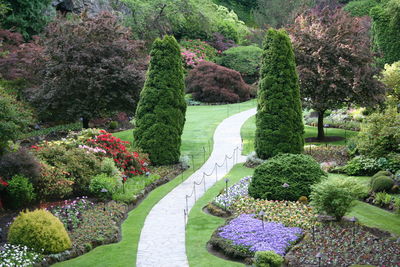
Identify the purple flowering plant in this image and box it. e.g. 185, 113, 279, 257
218, 214, 303, 256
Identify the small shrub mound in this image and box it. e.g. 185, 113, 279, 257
310, 179, 357, 220
89, 174, 119, 199
185, 62, 251, 103
254, 251, 284, 267
371, 176, 395, 192
8, 209, 72, 254
7, 175, 36, 209
248, 154, 326, 201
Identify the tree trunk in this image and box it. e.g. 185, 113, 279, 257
82, 117, 89, 129
317, 110, 325, 140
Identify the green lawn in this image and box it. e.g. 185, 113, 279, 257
186, 164, 254, 267
54, 100, 256, 267
240, 115, 359, 155
327, 174, 400, 236
348, 201, 400, 236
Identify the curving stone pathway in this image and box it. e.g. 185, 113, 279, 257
136, 108, 257, 267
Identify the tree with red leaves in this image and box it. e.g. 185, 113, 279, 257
288, 7, 386, 140
34, 13, 147, 128
0, 29, 43, 81
185, 62, 251, 103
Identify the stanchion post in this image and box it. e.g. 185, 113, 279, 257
185, 195, 189, 214
203, 174, 206, 193
193, 184, 197, 202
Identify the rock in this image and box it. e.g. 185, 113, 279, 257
50, 0, 132, 17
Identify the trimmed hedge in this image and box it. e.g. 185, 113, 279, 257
255, 28, 304, 159
248, 153, 326, 201
134, 35, 186, 165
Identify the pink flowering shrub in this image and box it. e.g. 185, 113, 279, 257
180, 39, 217, 69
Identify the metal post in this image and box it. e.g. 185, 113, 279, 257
203, 175, 206, 193
184, 209, 187, 228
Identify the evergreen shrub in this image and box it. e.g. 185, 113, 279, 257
8, 209, 72, 254
248, 154, 326, 201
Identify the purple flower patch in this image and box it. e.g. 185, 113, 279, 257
218, 214, 303, 255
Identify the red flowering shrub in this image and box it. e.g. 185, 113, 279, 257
87, 131, 149, 177
185, 62, 251, 103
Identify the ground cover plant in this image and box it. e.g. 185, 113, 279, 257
210, 214, 303, 258
286, 222, 400, 266
231, 197, 318, 230
0, 243, 43, 266
213, 176, 251, 209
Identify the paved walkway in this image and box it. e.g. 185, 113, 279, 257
136, 108, 257, 267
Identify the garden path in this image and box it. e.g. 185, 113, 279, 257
136, 107, 256, 267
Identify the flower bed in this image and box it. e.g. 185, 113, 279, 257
208, 214, 303, 261
286, 222, 400, 266
213, 176, 251, 209
0, 243, 43, 266
231, 197, 318, 230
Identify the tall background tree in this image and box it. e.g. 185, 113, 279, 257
134, 35, 186, 165
34, 12, 147, 128
288, 7, 386, 140
370, 0, 400, 66
255, 28, 304, 159
1, 0, 52, 39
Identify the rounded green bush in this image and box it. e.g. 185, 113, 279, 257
371, 176, 395, 192
8, 209, 72, 254
255, 250, 284, 267
7, 175, 36, 209
372, 170, 393, 178
89, 173, 119, 199
217, 45, 263, 84
248, 153, 326, 201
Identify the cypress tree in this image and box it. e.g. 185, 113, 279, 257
134, 35, 187, 165
255, 28, 304, 159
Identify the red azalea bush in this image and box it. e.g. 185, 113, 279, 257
185, 62, 251, 103
87, 131, 149, 177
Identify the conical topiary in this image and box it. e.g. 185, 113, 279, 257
255, 28, 304, 159
134, 35, 187, 165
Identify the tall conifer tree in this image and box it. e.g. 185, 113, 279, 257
255, 28, 304, 159
134, 35, 186, 165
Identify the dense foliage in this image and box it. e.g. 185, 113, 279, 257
8, 209, 72, 254
185, 62, 251, 103
0, 148, 41, 182
344, 0, 379, 16
254, 0, 314, 28
355, 107, 400, 158
255, 28, 304, 159
371, 0, 400, 65
216, 45, 262, 84
0, 88, 33, 154
134, 35, 186, 165
248, 153, 326, 201
1, 0, 52, 39
34, 12, 147, 127
0, 29, 43, 81
123, 0, 248, 43
310, 179, 356, 220
288, 7, 386, 139
6, 175, 36, 209
380, 61, 400, 103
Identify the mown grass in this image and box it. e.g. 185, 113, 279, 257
54, 100, 256, 267
186, 164, 253, 267
240, 115, 358, 155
